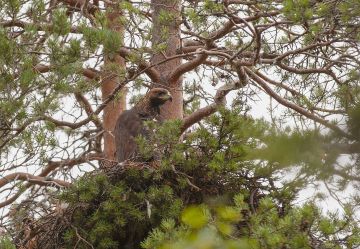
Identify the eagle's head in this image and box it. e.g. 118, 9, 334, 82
147, 88, 173, 106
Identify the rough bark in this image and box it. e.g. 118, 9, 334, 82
150, 0, 183, 120
102, 4, 127, 160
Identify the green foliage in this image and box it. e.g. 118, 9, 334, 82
140, 119, 183, 166
67, 39, 82, 61
0, 30, 16, 64
338, 0, 360, 22
52, 9, 71, 36
185, 8, 206, 29
144, 199, 359, 249
120, 1, 141, 14
282, 0, 313, 23
19, 59, 37, 89
103, 29, 123, 59
0, 0, 359, 247
283, 0, 360, 33
60, 170, 184, 248
4, 0, 20, 15
255, 130, 325, 166
158, 10, 175, 24
347, 103, 360, 140
204, 0, 224, 12
0, 236, 16, 249
181, 205, 209, 229
81, 25, 104, 53
51, 108, 359, 248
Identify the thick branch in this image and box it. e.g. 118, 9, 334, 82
277, 62, 342, 85
34, 64, 99, 79
0, 20, 81, 33
169, 51, 208, 83
255, 70, 345, 114
0, 173, 71, 188
0, 192, 22, 209
43, 115, 93, 129
42, 153, 102, 177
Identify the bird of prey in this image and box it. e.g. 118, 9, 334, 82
114, 88, 172, 162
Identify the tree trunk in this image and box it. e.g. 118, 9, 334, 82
102, 5, 126, 160
151, 0, 183, 120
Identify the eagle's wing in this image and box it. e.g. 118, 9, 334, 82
114, 109, 144, 162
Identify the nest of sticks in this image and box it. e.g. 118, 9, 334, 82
11, 158, 261, 249
12, 160, 154, 249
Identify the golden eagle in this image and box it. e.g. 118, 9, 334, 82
114, 88, 172, 162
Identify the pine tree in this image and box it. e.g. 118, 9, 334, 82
0, 0, 359, 248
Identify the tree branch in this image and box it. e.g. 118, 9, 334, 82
169, 50, 208, 83
118, 47, 161, 83
181, 79, 244, 133
0, 153, 101, 208
245, 67, 351, 138
254, 70, 345, 114
33, 64, 99, 79
74, 93, 102, 129
0, 173, 71, 188
182, 10, 280, 48
332, 168, 360, 182
0, 20, 81, 33
276, 62, 342, 85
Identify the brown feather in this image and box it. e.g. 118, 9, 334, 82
114, 88, 172, 162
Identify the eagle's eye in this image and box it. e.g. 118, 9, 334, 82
158, 91, 166, 96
